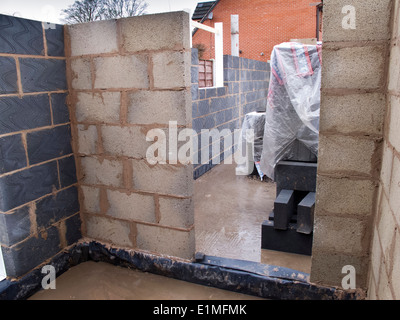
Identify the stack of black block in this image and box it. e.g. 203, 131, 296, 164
261, 161, 317, 256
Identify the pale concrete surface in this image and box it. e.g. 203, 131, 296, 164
29, 261, 264, 300
194, 163, 312, 274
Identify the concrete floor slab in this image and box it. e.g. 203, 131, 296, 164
194, 163, 311, 273
29, 261, 264, 300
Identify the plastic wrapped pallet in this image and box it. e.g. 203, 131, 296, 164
235, 112, 266, 176
260, 42, 322, 180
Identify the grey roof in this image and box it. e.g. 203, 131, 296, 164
192, 1, 217, 20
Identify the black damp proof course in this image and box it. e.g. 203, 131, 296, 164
0, 241, 364, 301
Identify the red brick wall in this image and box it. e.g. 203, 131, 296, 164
192, 0, 317, 62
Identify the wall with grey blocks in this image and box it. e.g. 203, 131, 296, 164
311, 0, 392, 291
0, 15, 81, 278
66, 12, 195, 261
191, 49, 270, 179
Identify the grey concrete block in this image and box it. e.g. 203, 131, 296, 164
322, 46, 386, 90
152, 51, 191, 89
76, 92, 121, 123
323, 0, 391, 42
94, 55, 149, 89
119, 11, 190, 52
68, 19, 118, 56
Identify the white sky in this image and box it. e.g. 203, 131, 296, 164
0, 0, 200, 24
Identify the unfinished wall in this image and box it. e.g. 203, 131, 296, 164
310, 0, 391, 289
192, 51, 270, 178
367, 0, 400, 300
0, 15, 81, 278
66, 11, 195, 260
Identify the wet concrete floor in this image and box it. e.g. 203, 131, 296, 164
194, 163, 311, 274
29, 261, 264, 300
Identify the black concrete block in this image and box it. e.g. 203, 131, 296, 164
2, 226, 60, 278
51, 93, 70, 125
269, 211, 297, 223
297, 192, 316, 235
199, 88, 206, 99
227, 68, 236, 81
0, 15, 44, 55
0, 57, 18, 94
210, 96, 227, 111
197, 99, 209, 116
19, 58, 67, 93
0, 134, 27, 174
0, 161, 59, 212
215, 110, 225, 125
217, 86, 226, 96
191, 66, 198, 84
191, 48, 199, 65
44, 24, 64, 57
206, 88, 217, 98
261, 219, 313, 256
0, 95, 52, 135
275, 161, 318, 193
27, 125, 72, 165
191, 83, 198, 100
0, 205, 31, 246
64, 213, 82, 246
35, 186, 79, 229
223, 55, 231, 69
240, 58, 247, 69
232, 56, 240, 69
58, 155, 77, 188
273, 189, 294, 230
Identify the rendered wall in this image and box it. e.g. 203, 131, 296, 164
66, 12, 195, 260
367, 0, 400, 300
191, 50, 270, 179
310, 0, 391, 290
0, 15, 81, 278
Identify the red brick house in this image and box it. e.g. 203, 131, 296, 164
192, 0, 322, 62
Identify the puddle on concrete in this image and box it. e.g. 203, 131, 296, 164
194, 163, 311, 274
29, 261, 264, 300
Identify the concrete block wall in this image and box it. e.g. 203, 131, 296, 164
310, 0, 392, 290
66, 12, 195, 260
192, 51, 270, 179
0, 15, 81, 278
367, 0, 400, 300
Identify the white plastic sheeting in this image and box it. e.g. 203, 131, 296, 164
0, 246, 6, 281
235, 112, 266, 176
260, 42, 322, 180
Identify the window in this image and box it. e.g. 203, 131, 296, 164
198, 59, 214, 88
